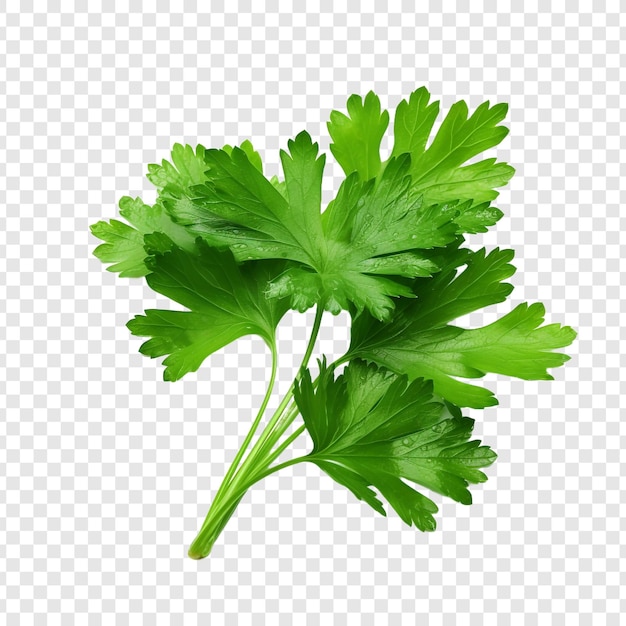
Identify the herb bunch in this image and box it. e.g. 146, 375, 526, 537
92, 88, 575, 559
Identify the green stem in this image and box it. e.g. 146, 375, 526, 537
228, 305, 323, 478
249, 401, 299, 468
188, 306, 324, 559
188, 453, 309, 559
218, 347, 277, 497
248, 455, 308, 484
251, 358, 332, 469
301, 305, 324, 372
239, 352, 336, 486
260, 423, 306, 470
192, 345, 278, 541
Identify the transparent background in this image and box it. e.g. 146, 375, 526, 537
1, 1, 624, 624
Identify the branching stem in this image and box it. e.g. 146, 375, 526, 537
188, 306, 324, 559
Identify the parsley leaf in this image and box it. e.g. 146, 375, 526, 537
172, 133, 456, 319
349, 259, 577, 407
327, 91, 390, 180
267, 154, 459, 319
392, 89, 515, 212
166, 88, 513, 319
90, 196, 196, 277
295, 360, 497, 530
146, 143, 210, 192
127, 238, 289, 381
169, 132, 323, 264
396, 246, 517, 328
328, 89, 514, 234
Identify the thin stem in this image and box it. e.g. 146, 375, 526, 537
214, 454, 309, 520
230, 306, 324, 479
260, 423, 306, 470
250, 401, 299, 467
189, 454, 309, 559
251, 359, 331, 469
194, 345, 277, 539
221, 346, 278, 492
188, 307, 325, 559
248, 455, 308, 484
251, 382, 295, 454
301, 305, 324, 373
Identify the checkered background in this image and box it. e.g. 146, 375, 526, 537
1, 1, 624, 624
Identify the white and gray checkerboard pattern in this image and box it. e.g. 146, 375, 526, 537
1, 2, 623, 624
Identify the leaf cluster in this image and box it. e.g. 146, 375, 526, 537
91, 88, 575, 538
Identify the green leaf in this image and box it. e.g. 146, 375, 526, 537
171, 136, 455, 320
223, 139, 264, 173
150, 140, 272, 262
349, 247, 515, 354
390, 88, 514, 230
350, 300, 577, 408
407, 247, 517, 328
451, 197, 505, 234
158, 92, 515, 319
146, 143, 210, 192
266, 154, 459, 318
391, 86, 440, 159
264, 265, 415, 321
315, 460, 387, 517
322, 156, 459, 254
175, 133, 323, 264
295, 360, 496, 530
90, 196, 196, 277
417, 160, 515, 213
127, 238, 289, 381
414, 99, 508, 174
328, 91, 390, 180
269, 174, 287, 197
280, 132, 327, 251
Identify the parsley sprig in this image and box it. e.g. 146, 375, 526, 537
91, 88, 575, 559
